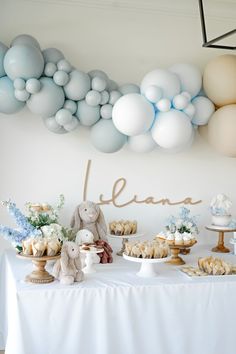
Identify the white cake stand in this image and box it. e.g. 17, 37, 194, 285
80, 248, 104, 274
123, 254, 171, 278
108, 233, 144, 256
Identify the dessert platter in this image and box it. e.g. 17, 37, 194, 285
180, 256, 236, 279
80, 244, 104, 274
108, 219, 144, 256
123, 239, 171, 277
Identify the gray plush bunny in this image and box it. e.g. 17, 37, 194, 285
71, 201, 107, 242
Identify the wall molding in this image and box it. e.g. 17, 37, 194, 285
24, 0, 236, 21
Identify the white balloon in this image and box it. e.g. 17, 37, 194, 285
109, 90, 122, 105
85, 90, 102, 106
55, 109, 73, 125
144, 85, 162, 103
119, 83, 140, 95
44, 62, 57, 77
141, 69, 180, 100
53, 70, 69, 86
112, 93, 155, 136
14, 89, 30, 102
64, 70, 91, 101
183, 103, 196, 118
155, 98, 171, 112
26, 78, 41, 94
151, 109, 193, 149
100, 90, 109, 105
100, 104, 113, 119
64, 117, 79, 131
172, 94, 189, 110
128, 132, 156, 153
57, 59, 72, 73
169, 63, 202, 98
191, 96, 215, 125
13, 78, 25, 90
92, 77, 107, 92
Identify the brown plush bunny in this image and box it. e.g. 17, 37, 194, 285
71, 201, 107, 242
52, 242, 84, 285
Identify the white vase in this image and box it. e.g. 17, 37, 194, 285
211, 214, 231, 227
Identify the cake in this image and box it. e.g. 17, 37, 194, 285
109, 220, 137, 235
124, 239, 169, 259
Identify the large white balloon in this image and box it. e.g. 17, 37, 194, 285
141, 69, 180, 100
151, 109, 193, 149
169, 63, 202, 98
128, 132, 156, 153
4, 45, 44, 80
64, 70, 91, 101
112, 93, 155, 136
27, 77, 65, 117
191, 96, 215, 125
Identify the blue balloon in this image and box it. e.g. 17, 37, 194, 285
4, 45, 44, 80
0, 76, 25, 114
11, 34, 41, 49
76, 100, 100, 126
42, 48, 64, 64
119, 83, 140, 95
27, 77, 65, 117
0, 42, 8, 78
64, 70, 91, 101
43, 117, 67, 134
91, 119, 127, 153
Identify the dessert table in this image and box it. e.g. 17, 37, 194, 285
1, 245, 236, 354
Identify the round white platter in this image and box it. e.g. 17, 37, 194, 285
123, 253, 171, 278
80, 248, 104, 274
108, 233, 144, 256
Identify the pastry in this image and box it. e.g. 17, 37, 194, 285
47, 239, 61, 256
109, 220, 138, 235
32, 239, 47, 257
22, 238, 33, 255
124, 239, 169, 259
198, 256, 232, 275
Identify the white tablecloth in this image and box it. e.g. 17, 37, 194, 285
1, 245, 236, 354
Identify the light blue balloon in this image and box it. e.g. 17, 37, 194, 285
0, 42, 8, 78
55, 108, 73, 125
26, 78, 41, 94
14, 78, 25, 90
42, 48, 64, 64
119, 83, 140, 95
100, 90, 109, 105
92, 77, 106, 92
27, 77, 65, 117
53, 70, 69, 86
4, 45, 44, 80
14, 89, 30, 102
64, 117, 79, 132
63, 99, 77, 114
43, 117, 67, 134
57, 59, 72, 73
109, 90, 122, 105
88, 70, 109, 82
64, 70, 91, 101
107, 80, 118, 92
76, 100, 100, 126
91, 119, 127, 153
44, 62, 57, 77
11, 34, 41, 49
0, 76, 25, 114
100, 104, 113, 119
85, 90, 101, 106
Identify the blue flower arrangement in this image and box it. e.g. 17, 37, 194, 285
166, 207, 199, 235
0, 200, 41, 246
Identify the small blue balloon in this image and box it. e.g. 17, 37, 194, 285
53, 70, 69, 86
64, 70, 91, 101
14, 89, 30, 102
57, 59, 72, 73
4, 45, 44, 80
14, 78, 26, 90
26, 78, 41, 94
44, 62, 57, 77
119, 83, 140, 95
0, 42, 8, 78
43, 117, 67, 134
0, 76, 25, 114
42, 48, 64, 64
11, 34, 41, 49
76, 100, 100, 126
63, 100, 77, 115
91, 119, 127, 153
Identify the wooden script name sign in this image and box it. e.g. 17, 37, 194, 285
83, 160, 202, 208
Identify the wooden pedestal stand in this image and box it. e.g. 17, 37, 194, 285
167, 241, 197, 266
205, 225, 236, 253
17, 253, 61, 284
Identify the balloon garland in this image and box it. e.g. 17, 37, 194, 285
1, 34, 234, 155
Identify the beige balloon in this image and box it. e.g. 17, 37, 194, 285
203, 55, 236, 107
208, 104, 236, 157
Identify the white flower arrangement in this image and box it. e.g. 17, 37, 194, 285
166, 207, 199, 238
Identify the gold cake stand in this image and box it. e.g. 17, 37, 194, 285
205, 225, 236, 253
17, 253, 61, 284
167, 241, 197, 266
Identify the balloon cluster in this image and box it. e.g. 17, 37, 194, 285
0, 34, 216, 154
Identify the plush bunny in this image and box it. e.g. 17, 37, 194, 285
71, 201, 113, 263
71, 201, 107, 242
52, 241, 84, 285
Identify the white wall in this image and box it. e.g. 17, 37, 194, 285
0, 0, 236, 252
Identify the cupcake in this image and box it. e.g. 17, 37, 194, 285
174, 232, 184, 246
32, 238, 47, 257
183, 232, 192, 246
166, 232, 175, 245
22, 238, 33, 255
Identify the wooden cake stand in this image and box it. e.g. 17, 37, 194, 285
205, 225, 236, 253
108, 233, 144, 256
167, 241, 197, 266
17, 253, 61, 284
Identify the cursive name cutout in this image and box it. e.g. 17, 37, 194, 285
83, 160, 202, 208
